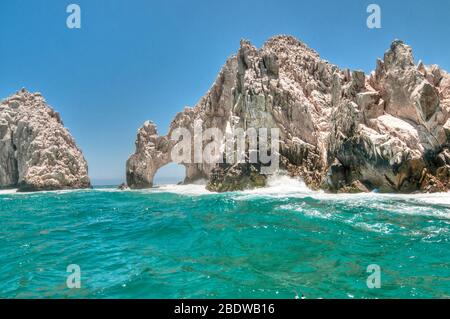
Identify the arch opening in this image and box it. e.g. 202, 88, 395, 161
153, 162, 186, 186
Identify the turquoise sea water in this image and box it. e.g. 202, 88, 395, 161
1, 177, 449, 299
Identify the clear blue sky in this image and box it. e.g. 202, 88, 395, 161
1, 0, 449, 184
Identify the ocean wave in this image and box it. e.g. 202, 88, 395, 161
3, 175, 450, 212
0, 189, 18, 195
240, 175, 313, 197
279, 203, 333, 220
400, 193, 450, 207
123, 175, 450, 208
95, 187, 126, 193
127, 175, 311, 198
0, 188, 94, 196
151, 183, 213, 196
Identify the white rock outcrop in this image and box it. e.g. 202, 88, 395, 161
0, 89, 91, 191
127, 36, 450, 193
330, 40, 450, 192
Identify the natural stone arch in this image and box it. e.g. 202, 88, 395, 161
126, 120, 216, 188
126, 121, 173, 188
153, 162, 186, 185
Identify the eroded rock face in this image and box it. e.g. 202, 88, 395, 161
0, 89, 91, 192
206, 163, 267, 192
127, 36, 450, 193
329, 40, 450, 193
126, 56, 238, 188
126, 121, 172, 188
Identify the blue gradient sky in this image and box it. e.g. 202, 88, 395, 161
1, 0, 450, 184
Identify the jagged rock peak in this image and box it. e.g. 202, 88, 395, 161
0, 89, 91, 191
262, 34, 321, 56
387, 40, 415, 66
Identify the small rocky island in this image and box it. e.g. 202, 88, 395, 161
0, 89, 91, 192
126, 35, 450, 193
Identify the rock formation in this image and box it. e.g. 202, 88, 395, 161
0, 89, 91, 192
126, 35, 450, 193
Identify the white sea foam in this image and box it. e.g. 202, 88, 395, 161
3, 174, 450, 215
146, 183, 213, 196
95, 187, 125, 193
133, 174, 450, 208
0, 188, 92, 196
401, 193, 450, 207
299, 185, 450, 208
0, 189, 18, 195
241, 175, 313, 197
114, 175, 314, 198
279, 203, 333, 220
354, 222, 394, 234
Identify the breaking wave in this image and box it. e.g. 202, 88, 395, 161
0, 189, 18, 195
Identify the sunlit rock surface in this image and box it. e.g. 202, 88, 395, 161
0, 89, 91, 192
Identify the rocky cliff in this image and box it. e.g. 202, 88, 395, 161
127, 35, 450, 193
0, 89, 91, 192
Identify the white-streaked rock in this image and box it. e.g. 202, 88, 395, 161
0, 89, 90, 191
